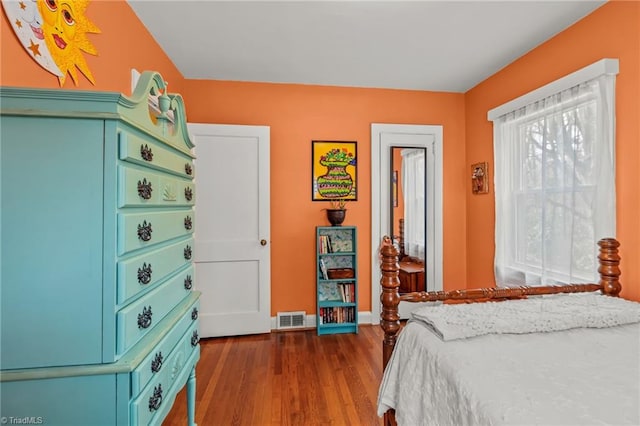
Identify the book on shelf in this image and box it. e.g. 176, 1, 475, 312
336, 282, 355, 303
318, 306, 355, 325
318, 235, 335, 254
319, 258, 328, 280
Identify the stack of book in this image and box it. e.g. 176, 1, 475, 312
318, 307, 355, 324
318, 235, 333, 253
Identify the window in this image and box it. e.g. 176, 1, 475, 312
489, 60, 618, 287
401, 148, 425, 260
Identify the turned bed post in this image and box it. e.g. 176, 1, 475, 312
598, 238, 622, 296
380, 236, 401, 370
379, 236, 400, 426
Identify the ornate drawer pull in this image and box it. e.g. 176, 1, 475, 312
141, 144, 154, 162
184, 275, 193, 290
137, 178, 153, 200
137, 220, 153, 242
184, 216, 192, 230
148, 384, 163, 412
191, 330, 199, 347
137, 306, 153, 329
191, 307, 198, 321
184, 245, 192, 260
137, 263, 153, 285
151, 352, 163, 373
184, 187, 193, 202
185, 163, 193, 176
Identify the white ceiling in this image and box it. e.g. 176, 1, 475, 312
128, 1, 605, 93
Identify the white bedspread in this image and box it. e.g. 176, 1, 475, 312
411, 292, 640, 341
378, 298, 640, 425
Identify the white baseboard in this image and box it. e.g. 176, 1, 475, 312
358, 311, 373, 325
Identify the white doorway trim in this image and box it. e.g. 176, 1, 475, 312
370, 123, 443, 324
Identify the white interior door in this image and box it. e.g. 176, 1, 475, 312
188, 123, 270, 337
371, 123, 443, 321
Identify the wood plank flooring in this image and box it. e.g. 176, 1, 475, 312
163, 325, 384, 426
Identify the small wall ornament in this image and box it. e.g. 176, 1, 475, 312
471, 162, 489, 194
2, 0, 100, 86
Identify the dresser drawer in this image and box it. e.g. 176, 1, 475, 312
131, 322, 200, 426
118, 129, 194, 179
119, 165, 195, 208
116, 268, 192, 355
182, 322, 200, 361
117, 238, 194, 304
118, 209, 195, 256
131, 299, 199, 395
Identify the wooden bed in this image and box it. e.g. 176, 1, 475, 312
378, 237, 634, 426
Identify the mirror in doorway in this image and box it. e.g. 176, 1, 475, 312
390, 147, 426, 294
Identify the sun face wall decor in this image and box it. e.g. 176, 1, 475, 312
2, 0, 100, 86
2, 0, 62, 78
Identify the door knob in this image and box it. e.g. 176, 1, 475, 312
260, 239, 267, 246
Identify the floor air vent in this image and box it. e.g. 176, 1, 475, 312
277, 311, 306, 330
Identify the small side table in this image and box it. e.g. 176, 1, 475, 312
399, 261, 425, 293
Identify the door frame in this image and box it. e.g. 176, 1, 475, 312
370, 123, 443, 323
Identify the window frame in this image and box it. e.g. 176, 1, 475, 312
490, 59, 618, 287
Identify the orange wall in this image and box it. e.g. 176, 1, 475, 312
1, 0, 185, 94
392, 148, 405, 239
3, 0, 637, 315
181, 80, 467, 315
1, 0, 467, 317
465, 0, 640, 301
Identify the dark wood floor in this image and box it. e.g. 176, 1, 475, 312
164, 325, 385, 426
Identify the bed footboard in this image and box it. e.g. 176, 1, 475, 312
378, 237, 621, 426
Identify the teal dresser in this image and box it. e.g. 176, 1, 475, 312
0, 72, 200, 425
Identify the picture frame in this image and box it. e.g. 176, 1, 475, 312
312, 140, 357, 201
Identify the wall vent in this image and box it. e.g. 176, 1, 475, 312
277, 311, 306, 330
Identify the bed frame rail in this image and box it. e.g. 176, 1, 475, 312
379, 237, 621, 426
